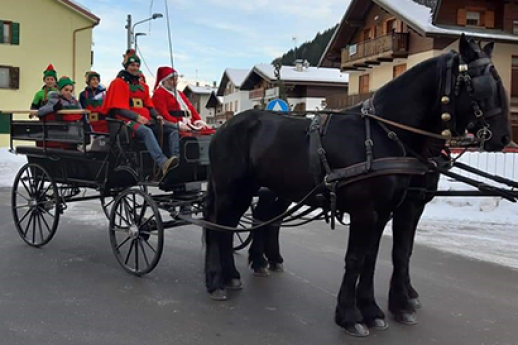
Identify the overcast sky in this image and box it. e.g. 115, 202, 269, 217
77, 0, 349, 87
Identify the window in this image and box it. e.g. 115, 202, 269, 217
514, 21, 518, 35
386, 19, 397, 34
393, 64, 407, 78
0, 66, 19, 89
359, 75, 370, 95
0, 20, 20, 45
466, 11, 481, 26
234, 100, 238, 112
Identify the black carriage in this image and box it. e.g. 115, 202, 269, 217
6, 110, 254, 276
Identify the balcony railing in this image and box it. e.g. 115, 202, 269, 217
249, 88, 265, 100
325, 92, 375, 110
341, 33, 409, 69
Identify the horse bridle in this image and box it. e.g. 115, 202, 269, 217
441, 51, 503, 149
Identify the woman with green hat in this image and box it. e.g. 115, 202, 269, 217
31, 64, 59, 110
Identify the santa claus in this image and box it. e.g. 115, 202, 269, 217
152, 66, 215, 135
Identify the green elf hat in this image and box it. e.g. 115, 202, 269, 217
43, 64, 57, 80
85, 71, 101, 84
122, 49, 141, 68
57, 76, 75, 90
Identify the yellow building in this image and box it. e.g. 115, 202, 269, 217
0, 0, 99, 146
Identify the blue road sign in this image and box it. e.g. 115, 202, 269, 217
266, 99, 290, 112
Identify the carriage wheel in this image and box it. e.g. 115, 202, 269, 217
11, 163, 60, 247
101, 185, 148, 221
109, 189, 164, 276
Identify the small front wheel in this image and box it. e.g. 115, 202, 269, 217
109, 189, 164, 276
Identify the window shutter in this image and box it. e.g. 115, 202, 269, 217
485, 10, 495, 29
9, 67, 19, 89
458, 8, 467, 26
0, 21, 4, 44
11, 22, 19, 45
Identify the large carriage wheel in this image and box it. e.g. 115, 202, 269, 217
11, 163, 60, 247
109, 189, 164, 276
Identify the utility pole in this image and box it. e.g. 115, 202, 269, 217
126, 14, 132, 50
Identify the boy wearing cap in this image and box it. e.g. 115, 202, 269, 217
31, 64, 58, 110
79, 71, 108, 133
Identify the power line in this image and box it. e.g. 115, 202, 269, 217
137, 46, 155, 78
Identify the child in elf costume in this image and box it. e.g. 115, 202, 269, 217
79, 71, 108, 133
101, 49, 179, 176
152, 66, 214, 136
37, 76, 84, 149
31, 64, 58, 110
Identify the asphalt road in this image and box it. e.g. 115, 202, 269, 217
0, 186, 517, 345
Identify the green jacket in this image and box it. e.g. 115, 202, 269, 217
31, 86, 58, 110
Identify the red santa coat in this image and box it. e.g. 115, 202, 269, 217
152, 86, 215, 135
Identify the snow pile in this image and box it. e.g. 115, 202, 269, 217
0, 148, 26, 187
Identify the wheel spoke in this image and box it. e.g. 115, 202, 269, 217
114, 207, 131, 227
134, 239, 139, 271
39, 211, 52, 234
236, 233, 244, 243
124, 239, 135, 265
14, 204, 30, 210
142, 238, 157, 254
36, 211, 45, 243
139, 215, 155, 230
23, 212, 35, 238
20, 176, 33, 198
138, 200, 148, 225
38, 206, 55, 219
15, 191, 31, 203
138, 238, 150, 267
114, 235, 131, 251
18, 208, 32, 225
32, 211, 37, 243
122, 198, 134, 224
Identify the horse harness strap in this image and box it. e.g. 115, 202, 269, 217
308, 114, 427, 229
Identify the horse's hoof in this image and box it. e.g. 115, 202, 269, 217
254, 267, 270, 277
394, 311, 418, 326
344, 323, 370, 337
225, 279, 243, 291
269, 263, 284, 272
210, 289, 228, 301
366, 318, 389, 331
409, 297, 421, 309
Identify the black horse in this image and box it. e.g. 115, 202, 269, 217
204, 36, 510, 336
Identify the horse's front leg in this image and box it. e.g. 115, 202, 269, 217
356, 210, 391, 331
335, 208, 377, 337
389, 199, 425, 324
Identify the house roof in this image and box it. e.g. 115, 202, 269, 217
183, 84, 217, 95
206, 91, 224, 109
55, 0, 100, 24
216, 68, 249, 96
240, 64, 349, 90
319, 0, 518, 68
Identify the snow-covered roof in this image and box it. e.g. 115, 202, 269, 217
183, 85, 217, 95
374, 0, 518, 42
225, 68, 249, 88
249, 64, 349, 84
319, 0, 518, 67
55, 0, 100, 24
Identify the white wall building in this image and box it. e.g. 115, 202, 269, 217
182, 84, 217, 122
216, 68, 252, 115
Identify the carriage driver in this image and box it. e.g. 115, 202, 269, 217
101, 49, 180, 176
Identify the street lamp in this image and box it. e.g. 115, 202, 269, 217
126, 13, 163, 50
134, 32, 147, 52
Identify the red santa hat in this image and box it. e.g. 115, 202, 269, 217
154, 66, 178, 90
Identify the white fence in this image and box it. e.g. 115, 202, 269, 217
449, 151, 518, 186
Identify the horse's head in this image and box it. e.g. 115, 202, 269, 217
448, 34, 511, 151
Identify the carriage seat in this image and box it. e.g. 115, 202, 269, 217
15, 145, 108, 160
11, 120, 91, 146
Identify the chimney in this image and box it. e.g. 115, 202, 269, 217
196, 81, 200, 87
213, 81, 217, 88
294, 59, 304, 72
303, 59, 310, 69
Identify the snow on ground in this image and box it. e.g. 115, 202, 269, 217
0, 148, 26, 187
0, 147, 517, 269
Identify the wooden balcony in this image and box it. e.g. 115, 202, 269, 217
249, 88, 265, 100
325, 92, 375, 110
341, 33, 409, 70
216, 111, 234, 121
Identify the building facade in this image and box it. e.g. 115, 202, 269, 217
319, 0, 518, 137
182, 84, 217, 123
215, 68, 253, 122
0, 0, 99, 146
